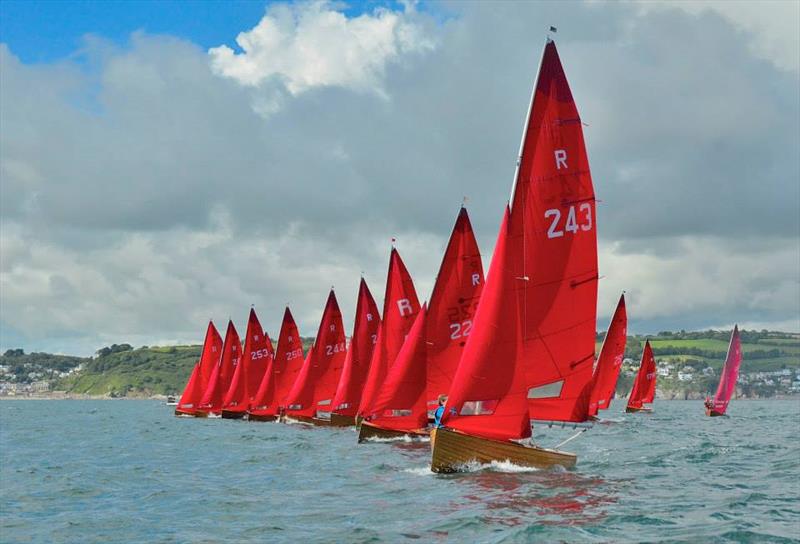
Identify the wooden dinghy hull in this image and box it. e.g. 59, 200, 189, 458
705, 407, 726, 417
247, 412, 278, 422
174, 408, 198, 417
221, 409, 246, 420
329, 413, 356, 427
625, 406, 652, 413
358, 421, 429, 443
284, 414, 331, 426
430, 427, 576, 473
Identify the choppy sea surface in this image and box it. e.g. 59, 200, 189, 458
1, 400, 799, 543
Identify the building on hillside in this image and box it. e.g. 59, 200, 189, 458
702, 367, 714, 376
31, 381, 49, 393
678, 371, 694, 382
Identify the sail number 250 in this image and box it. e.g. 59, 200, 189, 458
544, 203, 592, 239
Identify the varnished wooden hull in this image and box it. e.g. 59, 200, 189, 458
358, 421, 429, 443
247, 412, 278, 422
705, 407, 726, 417
221, 409, 246, 420
625, 405, 652, 413
174, 408, 197, 417
430, 427, 577, 473
329, 413, 356, 427
284, 414, 331, 426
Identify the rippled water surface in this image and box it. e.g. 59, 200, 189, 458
2, 400, 799, 543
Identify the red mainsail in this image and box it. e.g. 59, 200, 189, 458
511, 39, 599, 423
588, 294, 627, 416
285, 290, 347, 419
358, 248, 421, 417
365, 305, 429, 431
198, 321, 223, 393
442, 209, 532, 440
627, 340, 656, 409
222, 308, 274, 413
709, 326, 742, 415
426, 207, 485, 410
176, 321, 222, 413
249, 307, 304, 417
198, 320, 241, 414
331, 278, 380, 417
176, 363, 202, 413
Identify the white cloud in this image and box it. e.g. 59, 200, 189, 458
208, 0, 435, 98
1, 1, 798, 355
637, 0, 800, 72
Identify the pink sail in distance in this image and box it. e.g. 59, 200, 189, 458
627, 340, 656, 410
708, 325, 742, 415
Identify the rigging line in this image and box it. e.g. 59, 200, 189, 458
554, 428, 589, 450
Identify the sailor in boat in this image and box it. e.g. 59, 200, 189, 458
704, 398, 714, 411
433, 394, 447, 428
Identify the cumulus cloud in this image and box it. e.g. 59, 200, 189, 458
208, 0, 434, 107
1, 1, 798, 355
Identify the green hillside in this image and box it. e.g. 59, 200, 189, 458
51, 339, 316, 397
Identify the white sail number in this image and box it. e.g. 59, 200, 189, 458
250, 348, 272, 360
286, 348, 303, 360
449, 320, 473, 340
545, 203, 592, 239
325, 342, 346, 356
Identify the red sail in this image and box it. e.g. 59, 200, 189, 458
588, 294, 628, 416
177, 321, 222, 413
358, 248, 421, 417
198, 320, 241, 414
249, 308, 304, 416
442, 209, 532, 440
710, 326, 742, 414
627, 340, 657, 409
426, 207, 485, 410
285, 290, 347, 418
222, 309, 274, 413
366, 305, 429, 430
176, 363, 203, 412
198, 321, 223, 393
507, 39, 598, 423
332, 278, 381, 417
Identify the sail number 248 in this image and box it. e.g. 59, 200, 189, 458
545, 203, 592, 239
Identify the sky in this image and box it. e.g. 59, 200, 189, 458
1, 0, 798, 356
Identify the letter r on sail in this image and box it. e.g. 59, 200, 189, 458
397, 299, 413, 317
555, 149, 568, 170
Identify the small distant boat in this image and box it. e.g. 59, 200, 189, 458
626, 340, 656, 413
588, 294, 627, 420
330, 278, 381, 427
357, 248, 421, 423
221, 308, 274, 419
431, 37, 598, 472
166, 395, 178, 406
196, 320, 241, 417
247, 308, 305, 422
284, 290, 347, 426
175, 321, 222, 417
705, 325, 742, 417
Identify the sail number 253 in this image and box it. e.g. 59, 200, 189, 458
545, 203, 592, 239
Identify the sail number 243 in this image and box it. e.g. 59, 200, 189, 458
545, 203, 592, 239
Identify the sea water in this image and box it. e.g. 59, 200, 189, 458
1, 400, 798, 543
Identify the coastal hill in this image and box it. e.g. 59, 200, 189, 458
1, 330, 797, 399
